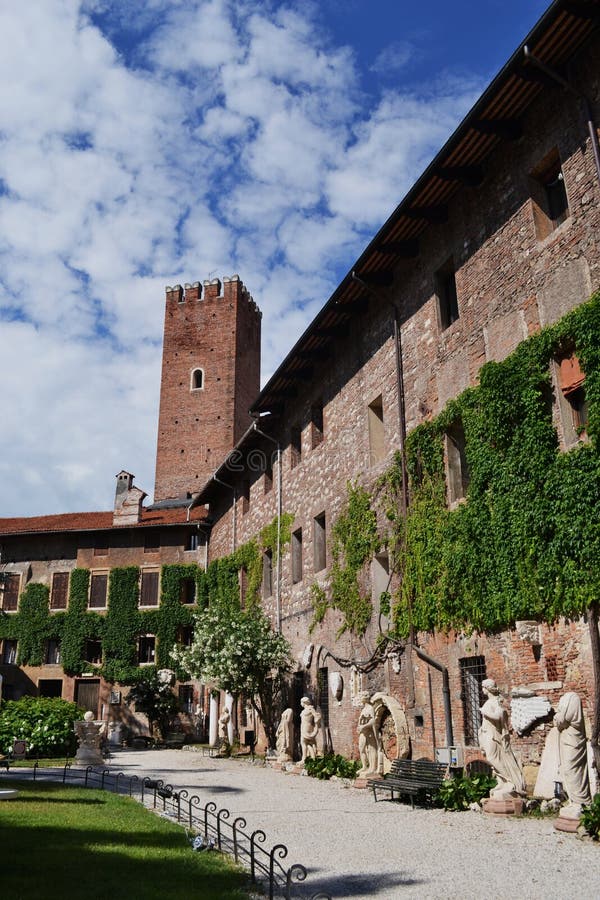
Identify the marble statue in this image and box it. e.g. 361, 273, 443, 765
275, 708, 294, 762
300, 696, 321, 761
357, 692, 379, 776
554, 691, 592, 820
74, 711, 105, 766
478, 679, 526, 797
218, 707, 230, 741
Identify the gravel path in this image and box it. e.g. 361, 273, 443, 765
106, 747, 600, 900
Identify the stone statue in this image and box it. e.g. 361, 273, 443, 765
74, 711, 105, 766
478, 679, 525, 797
357, 692, 379, 776
300, 696, 321, 761
217, 706, 231, 756
275, 708, 294, 762
554, 691, 592, 820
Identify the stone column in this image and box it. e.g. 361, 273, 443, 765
209, 693, 219, 746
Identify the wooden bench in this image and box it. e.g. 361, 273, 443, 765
368, 758, 448, 807
163, 733, 186, 749
0, 755, 10, 772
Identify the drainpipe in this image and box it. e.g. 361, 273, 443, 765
253, 422, 283, 632
413, 645, 454, 748
213, 475, 237, 552
524, 46, 600, 189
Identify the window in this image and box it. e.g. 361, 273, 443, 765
290, 426, 302, 469
436, 258, 459, 330
368, 396, 385, 465
50, 572, 69, 610
311, 400, 324, 449
191, 368, 204, 390
460, 656, 487, 745
264, 454, 273, 494
241, 479, 250, 515
85, 639, 103, 665
445, 419, 470, 505
263, 550, 273, 598
138, 635, 156, 665
180, 577, 196, 605
139, 570, 159, 607
1, 574, 20, 611
372, 553, 390, 614
89, 573, 108, 609
93, 536, 109, 557
531, 149, 569, 239
179, 684, 194, 714
144, 531, 160, 553
39, 679, 62, 698
292, 528, 303, 584
317, 666, 329, 730
186, 532, 199, 551
44, 640, 61, 665
239, 567, 248, 608
557, 353, 588, 444
178, 625, 194, 647
1, 639, 18, 665
313, 513, 326, 572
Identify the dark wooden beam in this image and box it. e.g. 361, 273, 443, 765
436, 165, 484, 187
564, 2, 600, 21
268, 386, 298, 399
291, 367, 314, 382
516, 65, 560, 88
472, 118, 523, 141
316, 324, 350, 339
355, 271, 394, 288
376, 239, 419, 258
405, 205, 448, 224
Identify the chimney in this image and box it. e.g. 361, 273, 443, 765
113, 471, 147, 526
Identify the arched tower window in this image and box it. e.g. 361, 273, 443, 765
191, 368, 204, 391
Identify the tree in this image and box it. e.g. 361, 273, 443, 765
125, 671, 179, 739
173, 606, 291, 748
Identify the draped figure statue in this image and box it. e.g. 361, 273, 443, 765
478, 679, 526, 797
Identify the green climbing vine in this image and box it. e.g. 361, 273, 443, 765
382, 290, 600, 636
310, 482, 380, 636
14, 583, 52, 667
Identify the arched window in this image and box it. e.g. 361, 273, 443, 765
191, 368, 204, 391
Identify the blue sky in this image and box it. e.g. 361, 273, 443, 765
0, 0, 552, 516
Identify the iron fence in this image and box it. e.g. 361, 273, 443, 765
3, 762, 331, 900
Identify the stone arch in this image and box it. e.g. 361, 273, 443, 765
371, 692, 410, 774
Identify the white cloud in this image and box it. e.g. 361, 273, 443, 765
0, 0, 483, 516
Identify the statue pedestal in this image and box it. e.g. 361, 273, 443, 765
74, 747, 104, 767
554, 815, 582, 833
353, 776, 371, 790
482, 796, 524, 816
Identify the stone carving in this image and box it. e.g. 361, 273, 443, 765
478, 679, 525, 798
554, 692, 592, 821
275, 708, 294, 763
534, 726, 560, 799
302, 644, 314, 669
300, 697, 321, 761
74, 711, 105, 767
218, 707, 230, 741
357, 692, 380, 776
329, 672, 343, 703
370, 692, 410, 773
515, 620, 541, 645
510, 693, 552, 735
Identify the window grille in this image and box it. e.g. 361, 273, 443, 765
317, 666, 329, 729
459, 656, 487, 745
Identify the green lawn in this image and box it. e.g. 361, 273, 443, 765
0, 780, 251, 900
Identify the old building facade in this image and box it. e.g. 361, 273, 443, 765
1, 0, 600, 769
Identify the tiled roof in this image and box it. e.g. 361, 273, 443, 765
0, 505, 207, 536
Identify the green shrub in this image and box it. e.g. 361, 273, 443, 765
304, 753, 360, 780
436, 773, 497, 810
0, 696, 83, 757
581, 793, 600, 840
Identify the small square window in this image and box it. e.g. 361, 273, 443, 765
368, 396, 385, 465
311, 400, 324, 449
89, 573, 108, 609
313, 513, 326, 572
292, 528, 303, 584
138, 635, 156, 665
93, 537, 109, 557
180, 577, 196, 605
445, 419, 469, 505
1, 639, 18, 665
139, 571, 159, 607
186, 532, 199, 551
45, 640, 61, 665
263, 551, 273, 598
144, 532, 160, 553
290, 426, 302, 469
436, 259, 459, 330
178, 625, 194, 647
85, 639, 103, 665
530, 149, 569, 239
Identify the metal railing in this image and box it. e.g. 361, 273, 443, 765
3, 762, 331, 900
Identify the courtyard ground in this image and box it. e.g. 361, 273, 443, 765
106, 747, 600, 899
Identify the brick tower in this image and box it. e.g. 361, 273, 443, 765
154, 275, 261, 502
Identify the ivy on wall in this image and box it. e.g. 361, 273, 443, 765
383, 290, 600, 636
310, 483, 380, 636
